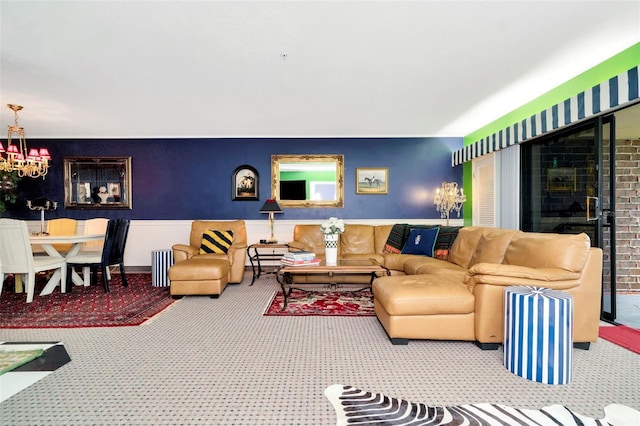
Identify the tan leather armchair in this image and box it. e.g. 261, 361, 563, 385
172, 220, 247, 283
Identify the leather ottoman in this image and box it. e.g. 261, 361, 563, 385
373, 274, 475, 344
168, 257, 230, 298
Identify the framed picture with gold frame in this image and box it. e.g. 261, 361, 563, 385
547, 167, 576, 192
64, 157, 132, 209
356, 168, 388, 195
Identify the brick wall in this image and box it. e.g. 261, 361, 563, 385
603, 138, 640, 291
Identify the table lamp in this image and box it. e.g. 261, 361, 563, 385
260, 199, 283, 243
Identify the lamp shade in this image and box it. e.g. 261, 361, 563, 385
260, 199, 283, 213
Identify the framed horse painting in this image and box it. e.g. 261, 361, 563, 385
356, 168, 388, 195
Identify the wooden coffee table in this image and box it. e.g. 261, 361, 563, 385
275, 259, 389, 309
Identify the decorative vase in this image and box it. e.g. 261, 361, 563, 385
324, 233, 338, 265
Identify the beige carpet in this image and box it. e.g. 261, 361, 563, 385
1, 275, 638, 425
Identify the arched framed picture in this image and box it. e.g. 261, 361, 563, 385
232, 165, 259, 201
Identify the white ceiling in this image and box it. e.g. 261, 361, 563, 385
0, 0, 639, 139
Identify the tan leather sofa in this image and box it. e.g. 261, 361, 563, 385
288, 224, 603, 349
169, 220, 247, 297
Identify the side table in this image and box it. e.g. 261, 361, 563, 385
247, 243, 289, 285
152, 249, 174, 287
504, 286, 573, 385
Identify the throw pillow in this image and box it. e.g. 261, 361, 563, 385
199, 229, 234, 254
400, 227, 440, 257
383, 223, 409, 253
433, 226, 462, 260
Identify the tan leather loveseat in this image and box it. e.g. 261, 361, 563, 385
169, 220, 247, 297
288, 224, 603, 349
287, 224, 393, 284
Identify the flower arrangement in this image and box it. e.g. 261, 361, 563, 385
320, 217, 345, 235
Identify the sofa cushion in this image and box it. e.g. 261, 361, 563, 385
189, 220, 247, 249
503, 232, 590, 272
403, 255, 466, 276
468, 228, 519, 267
373, 275, 474, 316
448, 227, 485, 269
199, 229, 234, 254
401, 227, 439, 257
374, 224, 394, 254
292, 224, 326, 254
340, 224, 375, 254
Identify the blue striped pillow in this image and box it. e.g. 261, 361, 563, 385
199, 230, 234, 254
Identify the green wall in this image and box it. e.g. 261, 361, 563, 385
462, 42, 640, 225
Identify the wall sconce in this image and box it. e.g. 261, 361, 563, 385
27, 197, 58, 235
434, 182, 466, 225
259, 198, 283, 243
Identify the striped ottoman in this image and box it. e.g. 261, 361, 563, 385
503, 286, 573, 385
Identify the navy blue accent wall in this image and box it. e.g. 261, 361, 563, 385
10, 137, 462, 220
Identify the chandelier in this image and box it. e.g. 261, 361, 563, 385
0, 104, 51, 178
434, 181, 467, 225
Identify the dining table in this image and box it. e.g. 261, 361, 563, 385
28, 233, 105, 296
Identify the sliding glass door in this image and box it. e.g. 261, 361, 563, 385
520, 116, 616, 321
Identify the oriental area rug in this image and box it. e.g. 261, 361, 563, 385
599, 325, 640, 355
325, 384, 640, 426
0, 273, 175, 328
264, 288, 375, 316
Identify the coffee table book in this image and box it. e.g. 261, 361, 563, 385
280, 258, 321, 267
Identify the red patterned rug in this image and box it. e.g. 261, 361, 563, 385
264, 288, 375, 316
0, 273, 175, 328
599, 325, 640, 354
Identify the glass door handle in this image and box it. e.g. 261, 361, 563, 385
586, 196, 599, 221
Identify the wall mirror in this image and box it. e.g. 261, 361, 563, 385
271, 154, 344, 208
64, 156, 132, 209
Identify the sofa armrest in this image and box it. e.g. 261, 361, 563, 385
227, 244, 247, 267
172, 244, 198, 263
467, 263, 581, 281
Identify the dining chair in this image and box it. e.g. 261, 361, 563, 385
76, 218, 109, 286
81, 218, 109, 252
47, 218, 78, 253
65, 219, 131, 292
0, 219, 67, 303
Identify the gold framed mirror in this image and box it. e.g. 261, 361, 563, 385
63, 156, 132, 209
271, 154, 344, 208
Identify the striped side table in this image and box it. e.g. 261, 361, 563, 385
503, 286, 573, 385
152, 249, 174, 287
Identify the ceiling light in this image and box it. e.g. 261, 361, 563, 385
0, 104, 51, 179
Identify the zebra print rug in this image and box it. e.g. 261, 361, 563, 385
325, 384, 639, 426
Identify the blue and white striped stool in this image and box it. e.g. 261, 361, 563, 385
152, 249, 174, 287
504, 286, 573, 385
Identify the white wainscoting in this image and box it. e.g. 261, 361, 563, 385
26, 218, 462, 267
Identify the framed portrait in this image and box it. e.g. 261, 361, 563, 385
547, 167, 576, 192
232, 165, 259, 201
356, 168, 388, 195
